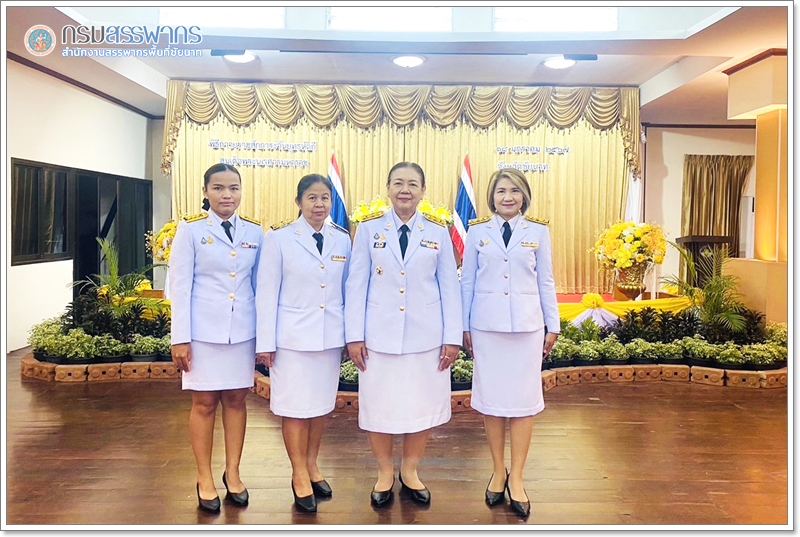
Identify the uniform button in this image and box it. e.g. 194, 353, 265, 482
504, 274, 509, 279
400, 270, 405, 275
320, 264, 325, 270
399, 306, 405, 311
230, 251, 237, 257
320, 284, 326, 289
320, 304, 325, 309
399, 288, 405, 293
504, 291, 509, 296
229, 293, 235, 299
504, 257, 508, 262
230, 272, 236, 278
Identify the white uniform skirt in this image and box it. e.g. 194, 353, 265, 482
358, 348, 451, 434
269, 347, 341, 419
470, 328, 545, 418
183, 339, 256, 391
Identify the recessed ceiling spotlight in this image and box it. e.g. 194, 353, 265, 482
392, 55, 425, 68
223, 51, 257, 64
543, 55, 576, 69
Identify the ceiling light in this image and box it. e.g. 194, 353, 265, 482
393, 55, 425, 68
543, 55, 576, 69
223, 51, 257, 64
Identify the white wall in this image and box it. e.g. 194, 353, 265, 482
146, 119, 172, 290
6, 60, 150, 352
643, 127, 756, 289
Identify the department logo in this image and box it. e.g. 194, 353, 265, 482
25, 25, 56, 56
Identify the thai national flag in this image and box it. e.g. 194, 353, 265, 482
450, 154, 477, 258
327, 152, 349, 231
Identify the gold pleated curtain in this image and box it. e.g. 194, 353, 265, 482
162, 81, 641, 293
682, 155, 754, 255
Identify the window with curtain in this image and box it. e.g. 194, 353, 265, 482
11, 159, 73, 265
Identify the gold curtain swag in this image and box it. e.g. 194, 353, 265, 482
681, 154, 754, 254
162, 81, 641, 179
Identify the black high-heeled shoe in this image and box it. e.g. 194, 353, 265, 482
222, 471, 249, 506
485, 471, 507, 506
505, 475, 530, 518
370, 476, 395, 508
196, 483, 221, 513
311, 479, 333, 498
292, 481, 317, 513
398, 472, 431, 505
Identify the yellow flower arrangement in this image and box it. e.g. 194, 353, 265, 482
592, 220, 667, 270
145, 220, 178, 263
580, 292, 606, 309
350, 196, 391, 224
349, 196, 453, 225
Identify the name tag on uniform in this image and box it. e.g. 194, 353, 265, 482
240, 242, 259, 249
420, 239, 440, 250
521, 241, 539, 248
373, 242, 386, 248
331, 255, 347, 262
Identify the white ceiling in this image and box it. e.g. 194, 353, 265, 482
5, 5, 789, 125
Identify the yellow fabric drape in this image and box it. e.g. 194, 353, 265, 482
681, 155, 754, 251
162, 81, 641, 178
162, 81, 641, 293
558, 296, 692, 321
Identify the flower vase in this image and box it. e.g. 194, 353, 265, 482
615, 263, 650, 301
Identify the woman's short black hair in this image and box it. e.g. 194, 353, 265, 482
296, 173, 333, 203
387, 162, 425, 188
203, 163, 241, 188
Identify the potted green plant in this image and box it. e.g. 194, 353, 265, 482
625, 338, 656, 364
765, 322, 788, 348
598, 334, 628, 365
40, 331, 71, 364
549, 339, 578, 368
741, 343, 778, 371
574, 340, 602, 366
338, 359, 359, 392
680, 335, 715, 367
714, 342, 746, 370
130, 334, 162, 362
27, 317, 64, 361
450, 349, 473, 391
93, 334, 131, 363
654, 342, 684, 365
156, 334, 173, 362
60, 328, 98, 364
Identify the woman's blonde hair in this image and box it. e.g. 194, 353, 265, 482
486, 168, 532, 215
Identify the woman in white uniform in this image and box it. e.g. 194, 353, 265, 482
460, 168, 560, 518
345, 162, 462, 507
255, 174, 351, 514
170, 163, 263, 512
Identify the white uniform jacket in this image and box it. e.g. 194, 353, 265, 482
256, 217, 351, 353
461, 215, 560, 334
345, 209, 462, 355
169, 211, 263, 345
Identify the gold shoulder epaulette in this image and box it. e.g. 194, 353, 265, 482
270, 219, 292, 231
423, 213, 447, 227
183, 212, 208, 223
329, 221, 349, 234
525, 215, 549, 225
469, 215, 492, 226
240, 214, 261, 225
360, 211, 384, 223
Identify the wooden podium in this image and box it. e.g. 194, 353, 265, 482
675, 235, 733, 287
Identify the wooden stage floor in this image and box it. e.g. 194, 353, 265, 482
4, 350, 789, 527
